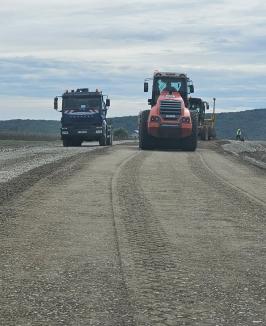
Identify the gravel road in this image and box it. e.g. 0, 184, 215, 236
0, 141, 265, 325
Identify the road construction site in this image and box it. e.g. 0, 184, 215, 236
0, 140, 265, 326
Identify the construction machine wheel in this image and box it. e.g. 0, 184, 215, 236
139, 110, 154, 150
208, 127, 216, 140
181, 111, 198, 151
200, 126, 208, 141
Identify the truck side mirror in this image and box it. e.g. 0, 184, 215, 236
54, 97, 58, 110
106, 98, 110, 107
144, 82, 149, 92
148, 98, 152, 105
189, 85, 194, 93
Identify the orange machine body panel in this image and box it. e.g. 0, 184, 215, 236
147, 91, 192, 139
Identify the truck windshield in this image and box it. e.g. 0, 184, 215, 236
63, 97, 101, 111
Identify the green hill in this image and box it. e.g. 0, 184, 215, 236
215, 109, 266, 140
0, 119, 60, 136
0, 109, 265, 140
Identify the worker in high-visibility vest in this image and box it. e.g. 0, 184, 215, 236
236, 128, 242, 140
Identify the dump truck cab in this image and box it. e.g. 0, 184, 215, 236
139, 71, 198, 150
54, 88, 112, 147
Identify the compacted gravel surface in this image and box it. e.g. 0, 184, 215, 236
0, 141, 265, 325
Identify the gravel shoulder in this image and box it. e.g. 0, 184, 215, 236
0, 140, 118, 205
221, 140, 266, 169
0, 140, 99, 183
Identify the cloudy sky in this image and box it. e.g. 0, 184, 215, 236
1, 0, 266, 120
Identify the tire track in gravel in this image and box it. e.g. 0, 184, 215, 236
110, 149, 142, 326
182, 151, 266, 325
112, 151, 184, 326
197, 151, 266, 207
189, 152, 266, 217
112, 147, 266, 326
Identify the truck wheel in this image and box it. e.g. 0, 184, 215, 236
106, 127, 113, 146
99, 131, 107, 146
63, 138, 69, 147
73, 140, 82, 147
106, 133, 113, 146
181, 112, 198, 151
139, 110, 154, 150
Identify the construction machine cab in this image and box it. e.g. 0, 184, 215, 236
145, 72, 194, 108
140, 71, 198, 151
189, 97, 209, 124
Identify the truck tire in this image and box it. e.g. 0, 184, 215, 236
63, 138, 70, 147
106, 126, 113, 146
139, 110, 154, 150
73, 140, 82, 147
181, 112, 198, 151
99, 130, 107, 146
106, 134, 113, 146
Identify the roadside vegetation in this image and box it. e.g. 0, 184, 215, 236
0, 132, 59, 141
113, 128, 129, 140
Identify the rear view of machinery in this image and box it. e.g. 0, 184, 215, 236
139, 71, 198, 151
189, 97, 216, 140
54, 88, 112, 147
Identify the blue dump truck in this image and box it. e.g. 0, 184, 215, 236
54, 88, 112, 147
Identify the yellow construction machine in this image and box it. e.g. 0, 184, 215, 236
189, 97, 216, 140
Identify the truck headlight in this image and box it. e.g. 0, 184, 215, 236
61, 128, 69, 135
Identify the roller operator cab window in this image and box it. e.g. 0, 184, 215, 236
154, 78, 187, 95
153, 78, 188, 105
63, 97, 102, 112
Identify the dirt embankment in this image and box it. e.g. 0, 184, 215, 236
221, 140, 266, 169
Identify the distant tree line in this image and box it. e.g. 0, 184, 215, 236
113, 128, 129, 140
0, 109, 266, 140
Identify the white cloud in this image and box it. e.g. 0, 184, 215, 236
1, 0, 266, 119
0, 96, 58, 120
